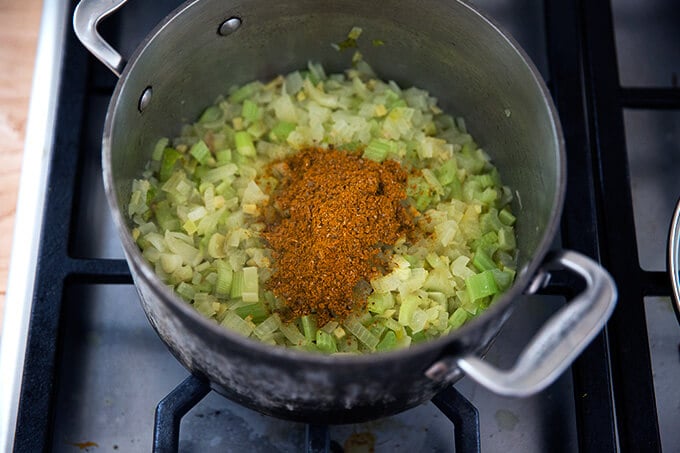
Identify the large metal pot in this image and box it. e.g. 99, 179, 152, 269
74, 0, 617, 423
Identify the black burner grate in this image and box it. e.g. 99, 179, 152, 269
151, 377, 480, 453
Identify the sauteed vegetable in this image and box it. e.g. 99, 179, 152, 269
127, 59, 518, 353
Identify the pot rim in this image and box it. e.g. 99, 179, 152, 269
102, 0, 566, 367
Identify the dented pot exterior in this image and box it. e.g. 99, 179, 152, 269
102, 0, 565, 423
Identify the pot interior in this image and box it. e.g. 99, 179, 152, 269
106, 0, 563, 312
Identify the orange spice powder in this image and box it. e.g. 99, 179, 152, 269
263, 147, 415, 325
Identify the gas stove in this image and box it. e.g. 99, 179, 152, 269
1, 0, 679, 451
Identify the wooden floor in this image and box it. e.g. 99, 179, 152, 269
0, 0, 43, 329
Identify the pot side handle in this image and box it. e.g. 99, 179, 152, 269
73, 0, 130, 77
426, 250, 617, 397
668, 197, 680, 324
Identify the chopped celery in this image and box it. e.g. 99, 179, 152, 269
362, 139, 392, 162
176, 281, 195, 301
376, 331, 397, 351
253, 314, 280, 339
241, 266, 259, 302
234, 302, 267, 323
129, 61, 518, 354
344, 316, 379, 350
234, 131, 256, 157
199, 106, 222, 123
228, 82, 258, 103
215, 260, 233, 295
152, 138, 169, 161
398, 294, 421, 326
216, 149, 232, 163
367, 292, 395, 314
220, 311, 253, 337
279, 321, 306, 346
230, 270, 244, 299
190, 140, 211, 164
448, 307, 468, 329
159, 148, 182, 182
466, 270, 499, 301
499, 208, 516, 225
472, 248, 496, 272
241, 99, 261, 122
270, 121, 296, 141
301, 315, 318, 343
316, 330, 338, 353
498, 227, 516, 251
491, 268, 515, 291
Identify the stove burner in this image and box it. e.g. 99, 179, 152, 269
152, 376, 480, 453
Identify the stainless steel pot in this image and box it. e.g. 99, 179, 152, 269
74, 0, 617, 423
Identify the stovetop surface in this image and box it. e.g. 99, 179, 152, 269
5, 0, 680, 451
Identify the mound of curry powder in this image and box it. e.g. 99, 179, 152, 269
263, 147, 415, 325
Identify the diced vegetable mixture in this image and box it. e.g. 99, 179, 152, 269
127, 58, 518, 354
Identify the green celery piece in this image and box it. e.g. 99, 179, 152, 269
402, 254, 421, 268
466, 270, 499, 301
220, 311, 253, 337
448, 307, 469, 329
279, 321, 307, 346
215, 261, 233, 296
375, 331, 397, 351
479, 187, 498, 205
193, 295, 216, 318
447, 175, 463, 199
228, 82, 258, 103
480, 209, 504, 233
462, 179, 482, 203
175, 282, 195, 301
472, 247, 496, 272
498, 227, 516, 251
216, 149, 232, 163
476, 173, 495, 189
230, 270, 244, 299
499, 208, 516, 226
241, 266, 259, 302
491, 268, 515, 291
411, 331, 427, 343
270, 121, 296, 142
436, 159, 458, 186
457, 144, 485, 174
362, 139, 392, 162
368, 319, 387, 339
415, 193, 432, 211
199, 105, 222, 123
475, 231, 499, 249
246, 121, 268, 139
341, 141, 363, 152
344, 316, 379, 350
301, 315, 318, 342
159, 148, 182, 182
423, 267, 455, 296
398, 294, 420, 326
152, 137, 169, 161
234, 131, 257, 157
241, 99, 261, 122
154, 200, 180, 231
234, 302, 268, 323
190, 140, 211, 164
316, 330, 338, 353
367, 292, 395, 314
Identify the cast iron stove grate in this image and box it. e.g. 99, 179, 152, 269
152, 376, 480, 453
10, 0, 679, 451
